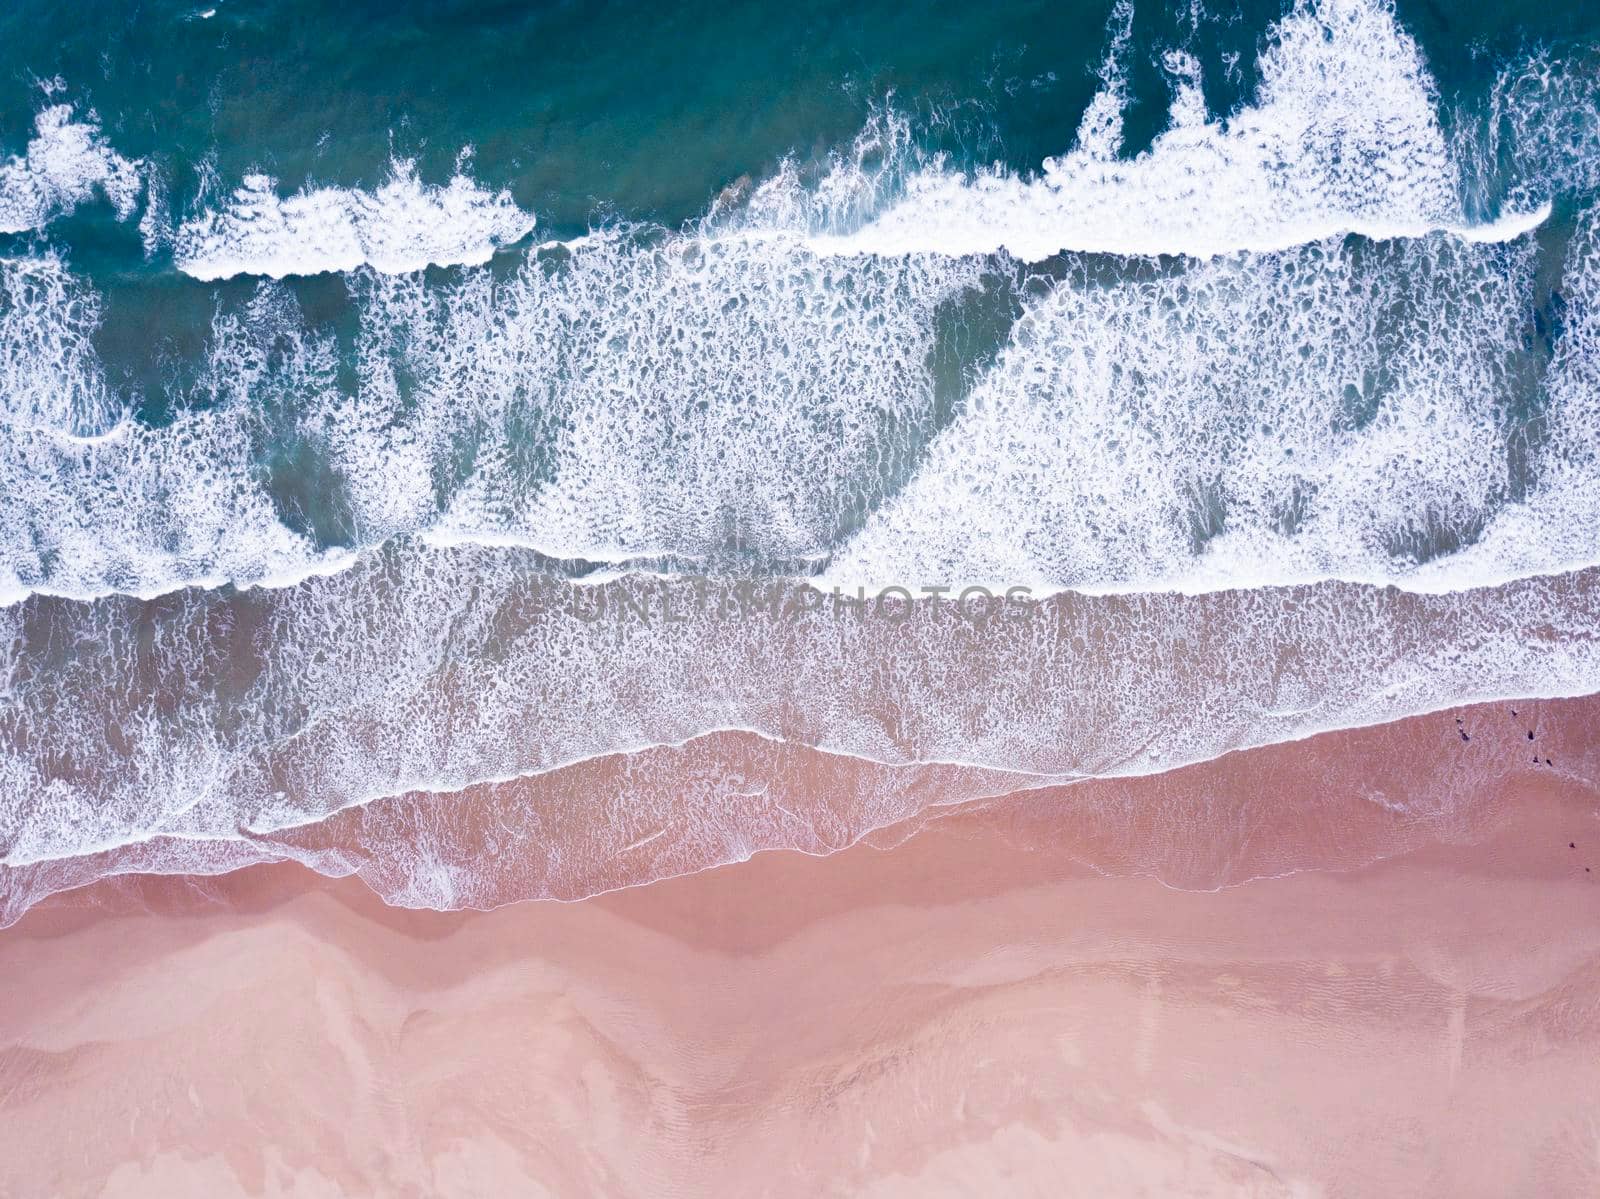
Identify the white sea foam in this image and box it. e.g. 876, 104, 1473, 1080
0, 256, 340, 604
293, 211, 1597, 595
138, 166, 172, 258
806, 0, 1541, 261
6, 681, 1598, 924
0, 231, 981, 601
173, 159, 537, 280
831, 217, 1600, 595
0, 105, 143, 234
168, 0, 1550, 282
1468, 48, 1600, 217
3, 546, 1600, 889
0, 253, 124, 438
338, 232, 981, 559
6, 201, 1600, 603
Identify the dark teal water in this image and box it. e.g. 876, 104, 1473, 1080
3, 0, 1595, 238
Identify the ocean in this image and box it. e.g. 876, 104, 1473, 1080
3, 0, 1600, 914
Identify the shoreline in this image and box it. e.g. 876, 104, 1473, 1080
4, 704, 1599, 1197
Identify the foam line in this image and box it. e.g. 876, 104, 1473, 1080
804, 0, 1518, 261
174, 159, 536, 280
5, 688, 1600, 926
4, 548, 1600, 871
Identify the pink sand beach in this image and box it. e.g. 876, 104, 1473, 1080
4, 699, 1599, 1197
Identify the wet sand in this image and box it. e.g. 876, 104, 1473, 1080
3, 712, 1600, 1197
10, 692, 1600, 927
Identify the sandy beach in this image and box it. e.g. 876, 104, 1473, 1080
4, 703, 1599, 1198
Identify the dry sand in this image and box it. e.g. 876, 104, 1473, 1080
3, 711, 1600, 1197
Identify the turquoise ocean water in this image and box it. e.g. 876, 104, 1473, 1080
1, 0, 1597, 576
